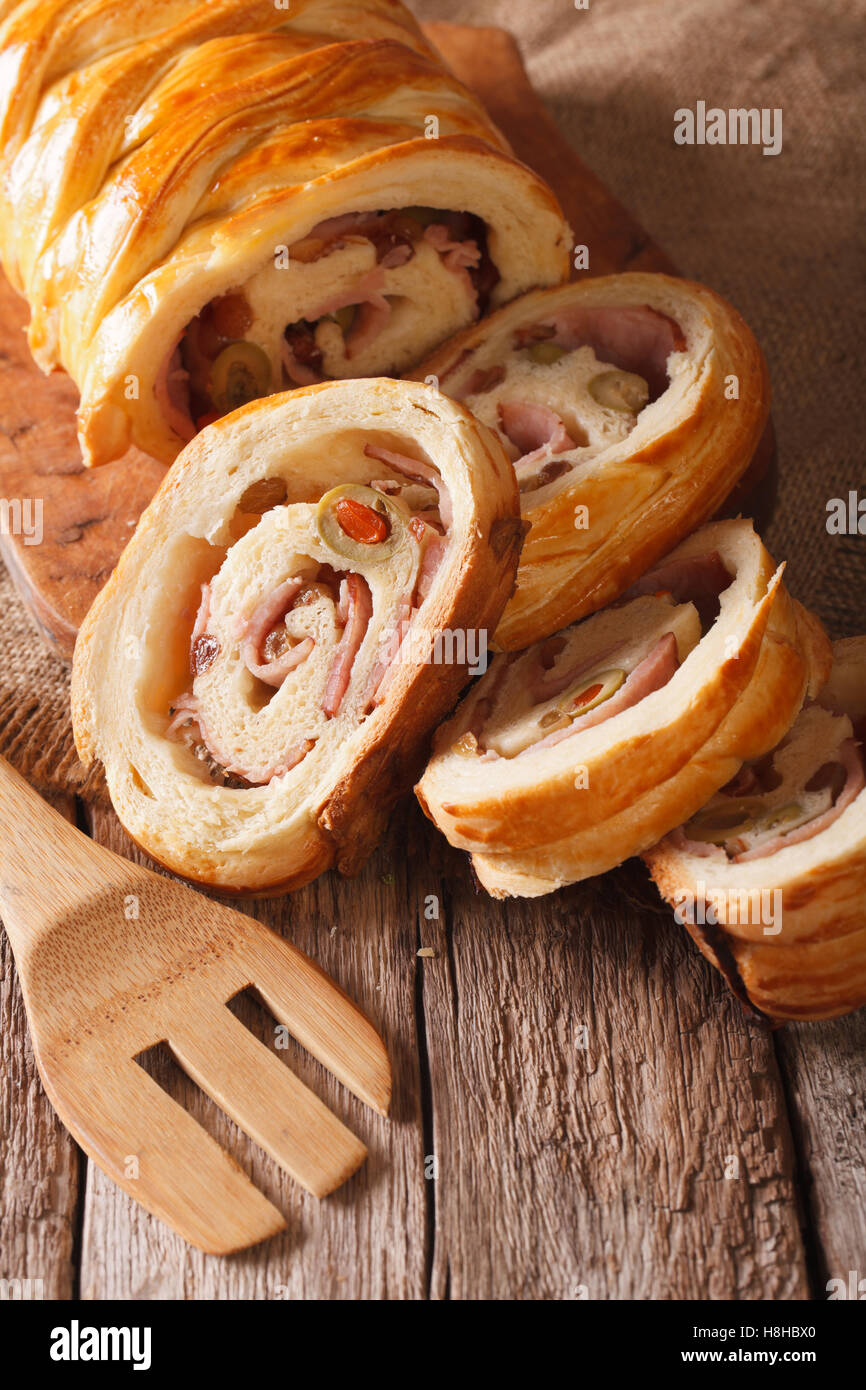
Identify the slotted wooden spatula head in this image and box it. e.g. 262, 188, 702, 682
0, 756, 391, 1254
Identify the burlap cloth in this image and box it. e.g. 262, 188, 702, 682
1, 0, 863, 796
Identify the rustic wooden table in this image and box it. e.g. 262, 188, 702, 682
1, 25, 863, 1302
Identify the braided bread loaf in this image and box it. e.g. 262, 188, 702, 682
0, 0, 571, 466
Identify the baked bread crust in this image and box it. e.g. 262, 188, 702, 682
71, 378, 525, 893
408, 273, 769, 649
644, 637, 866, 1021
415, 520, 831, 898
0, 0, 571, 466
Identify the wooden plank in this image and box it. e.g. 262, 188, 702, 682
774, 1018, 866, 1296
409, 818, 810, 1300
77, 804, 427, 1300
0, 793, 80, 1301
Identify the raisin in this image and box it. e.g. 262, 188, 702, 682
238, 476, 288, 513
262, 628, 291, 662
285, 322, 323, 369
211, 292, 252, 339
192, 635, 219, 675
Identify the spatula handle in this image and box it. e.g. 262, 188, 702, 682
0, 753, 119, 959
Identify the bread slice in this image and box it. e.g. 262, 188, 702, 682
644, 637, 866, 1021
72, 378, 525, 893
416, 519, 831, 897
408, 273, 769, 649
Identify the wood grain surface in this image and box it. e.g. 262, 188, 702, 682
0, 795, 80, 1301
0, 22, 860, 1303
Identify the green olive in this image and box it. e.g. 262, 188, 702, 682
538, 707, 566, 730
526, 342, 568, 366
588, 369, 650, 414
315, 483, 406, 563
686, 799, 806, 845
685, 801, 760, 844
538, 667, 626, 731
210, 341, 272, 414
330, 305, 357, 335
565, 667, 625, 716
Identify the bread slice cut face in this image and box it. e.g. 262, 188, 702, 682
72, 379, 525, 892
644, 636, 866, 1021
416, 519, 831, 899
409, 273, 769, 649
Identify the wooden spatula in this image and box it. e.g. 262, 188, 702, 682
0, 754, 391, 1254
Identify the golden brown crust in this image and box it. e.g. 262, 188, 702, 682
408, 273, 770, 649
72, 378, 524, 892
416, 521, 831, 897
0, 1, 571, 466
643, 636, 866, 1021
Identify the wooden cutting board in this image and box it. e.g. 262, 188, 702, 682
0, 22, 774, 656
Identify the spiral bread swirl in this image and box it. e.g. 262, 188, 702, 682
409, 273, 769, 649
71, 379, 526, 892
0, 0, 571, 466
416, 520, 831, 898
644, 637, 866, 1021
